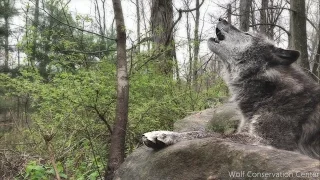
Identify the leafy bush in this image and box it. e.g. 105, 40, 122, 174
21, 161, 67, 180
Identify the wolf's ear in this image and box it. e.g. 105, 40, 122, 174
271, 47, 300, 65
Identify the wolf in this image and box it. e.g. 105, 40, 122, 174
142, 18, 320, 160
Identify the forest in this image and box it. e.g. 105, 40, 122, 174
0, 0, 319, 179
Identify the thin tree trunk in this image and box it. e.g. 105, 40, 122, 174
312, 38, 320, 82
186, 5, 193, 84
173, 44, 180, 84
136, 0, 140, 53
45, 140, 61, 180
193, 0, 200, 89
290, 0, 309, 71
251, 4, 256, 31
239, 0, 252, 31
3, 0, 11, 72
39, 1, 53, 79
260, 0, 268, 35
25, 5, 31, 67
4, 15, 9, 72
140, 1, 150, 51
311, 2, 320, 82
268, 0, 275, 40
227, 3, 232, 23
101, 0, 107, 57
31, 0, 39, 63
105, 0, 129, 179
94, 0, 107, 58
94, 0, 103, 34
102, 0, 106, 34
17, 44, 20, 67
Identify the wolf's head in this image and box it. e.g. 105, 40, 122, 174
208, 19, 300, 81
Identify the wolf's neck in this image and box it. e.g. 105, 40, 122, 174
231, 77, 320, 118
229, 79, 276, 116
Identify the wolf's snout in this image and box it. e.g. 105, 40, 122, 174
208, 37, 219, 43
208, 37, 215, 42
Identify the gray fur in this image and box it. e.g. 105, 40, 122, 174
143, 19, 320, 160
142, 131, 219, 149
208, 19, 320, 159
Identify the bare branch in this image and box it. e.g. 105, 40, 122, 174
61, 49, 116, 54
250, 23, 291, 36
258, 7, 318, 32
179, 0, 205, 12
212, 3, 318, 33
167, 0, 205, 44
32, 0, 116, 41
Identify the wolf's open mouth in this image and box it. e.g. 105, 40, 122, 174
211, 28, 225, 43
216, 28, 225, 41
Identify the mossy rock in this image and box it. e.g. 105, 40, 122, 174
115, 103, 320, 180
115, 138, 320, 180
174, 102, 240, 134
207, 102, 240, 134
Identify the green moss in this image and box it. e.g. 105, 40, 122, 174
207, 109, 239, 134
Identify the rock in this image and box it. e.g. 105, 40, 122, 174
206, 102, 240, 134
114, 104, 320, 180
174, 102, 241, 134
114, 138, 320, 180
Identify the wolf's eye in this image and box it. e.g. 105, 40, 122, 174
244, 32, 253, 37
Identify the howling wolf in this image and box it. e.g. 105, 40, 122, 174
143, 19, 320, 160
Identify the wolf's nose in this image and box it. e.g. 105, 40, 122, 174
218, 18, 223, 21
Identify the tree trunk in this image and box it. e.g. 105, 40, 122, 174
31, 0, 39, 63
250, 5, 256, 31
150, 0, 174, 76
312, 38, 320, 82
311, 2, 320, 82
193, 0, 200, 89
239, 0, 252, 31
136, 0, 140, 53
2, 0, 11, 72
4, 15, 9, 72
268, 0, 275, 40
0, 0, 17, 72
173, 45, 180, 84
290, 0, 309, 71
140, 1, 150, 51
39, 1, 53, 79
260, 0, 268, 35
105, 0, 129, 179
94, 0, 107, 58
186, 3, 193, 84
227, 3, 232, 23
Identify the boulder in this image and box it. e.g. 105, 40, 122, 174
114, 104, 320, 180
115, 138, 320, 180
174, 102, 240, 134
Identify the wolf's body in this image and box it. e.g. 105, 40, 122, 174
143, 19, 320, 160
